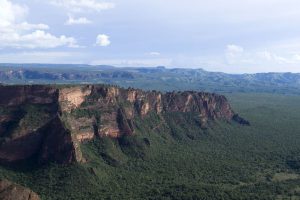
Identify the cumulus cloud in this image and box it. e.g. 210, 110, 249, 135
0, 30, 78, 49
0, 0, 78, 49
0, 0, 27, 25
49, 0, 115, 12
65, 15, 92, 25
96, 34, 111, 47
7, 30, 78, 49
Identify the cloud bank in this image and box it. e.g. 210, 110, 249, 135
0, 0, 78, 49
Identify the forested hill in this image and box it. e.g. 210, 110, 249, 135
1, 63, 300, 94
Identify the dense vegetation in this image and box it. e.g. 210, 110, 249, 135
0, 93, 300, 199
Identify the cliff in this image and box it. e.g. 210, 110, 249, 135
0, 179, 40, 200
0, 85, 248, 164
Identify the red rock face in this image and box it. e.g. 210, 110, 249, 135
0, 85, 246, 165
0, 130, 44, 162
0, 85, 58, 106
0, 179, 40, 200
68, 86, 240, 139
0, 116, 78, 164
38, 116, 78, 164
0, 85, 82, 164
162, 91, 234, 120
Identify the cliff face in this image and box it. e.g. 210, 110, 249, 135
0, 85, 247, 165
0, 85, 58, 106
0, 179, 40, 200
87, 87, 237, 138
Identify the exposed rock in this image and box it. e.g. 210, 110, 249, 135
117, 108, 135, 136
127, 90, 137, 103
76, 131, 95, 142
107, 87, 120, 99
0, 85, 57, 106
0, 84, 247, 165
59, 86, 92, 112
99, 112, 121, 138
0, 128, 44, 163
38, 115, 79, 164
0, 179, 40, 200
155, 93, 163, 113
0, 115, 79, 164
140, 102, 150, 116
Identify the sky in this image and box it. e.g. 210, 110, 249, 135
1, 0, 300, 73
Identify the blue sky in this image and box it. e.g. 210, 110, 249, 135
1, 0, 300, 73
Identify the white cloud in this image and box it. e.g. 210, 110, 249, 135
149, 52, 161, 56
258, 51, 273, 61
293, 54, 300, 61
96, 34, 110, 47
0, 0, 78, 49
225, 44, 244, 64
65, 16, 92, 25
0, 0, 27, 25
49, 0, 115, 12
0, 30, 78, 49
6, 30, 78, 49
222, 44, 300, 72
91, 58, 172, 67
16, 22, 49, 30
257, 51, 295, 64
226, 45, 244, 56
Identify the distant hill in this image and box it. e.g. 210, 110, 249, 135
1, 63, 300, 94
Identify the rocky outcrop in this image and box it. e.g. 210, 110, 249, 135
59, 86, 92, 112
0, 84, 247, 165
76, 132, 94, 142
0, 179, 40, 200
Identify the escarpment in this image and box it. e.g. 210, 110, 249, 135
0, 85, 248, 165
